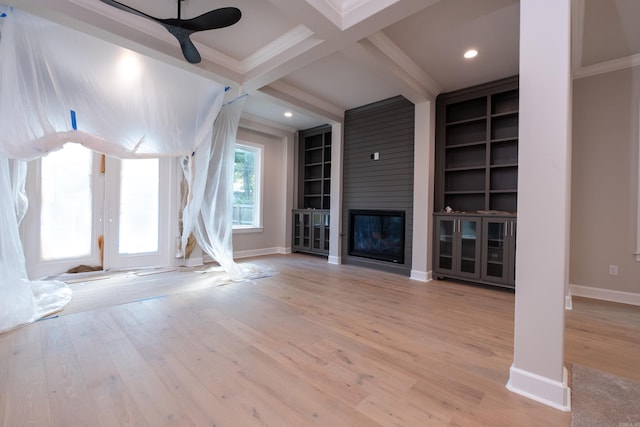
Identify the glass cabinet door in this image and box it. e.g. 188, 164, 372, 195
482, 218, 515, 285
436, 217, 455, 272
484, 220, 506, 279
312, 213, 323, 250
322, 213, 330, 252
459, 219, 479, 275
302, 213, 311, 248
293, 212, 302, 247
434, 215, 482, 279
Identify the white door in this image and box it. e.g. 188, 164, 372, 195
24, 143, 174, 278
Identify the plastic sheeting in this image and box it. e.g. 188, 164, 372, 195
183, 97, 276, 281
0, 7, 226, 333
0, 154, 72, 333
0, 7, 225, 159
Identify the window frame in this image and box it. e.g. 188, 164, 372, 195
232, 140, 264, 233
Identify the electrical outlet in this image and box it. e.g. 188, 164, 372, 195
608, 265, 618, 276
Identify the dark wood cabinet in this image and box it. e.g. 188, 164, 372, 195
292, 209, 329, 255
434, 213, 516, 288
481, 216, 516, 286
434, 77, 518, 288
435, 76, 519, 213
434, 214, 482, 280
293, 125, 331, 256
298, 125, 331, 210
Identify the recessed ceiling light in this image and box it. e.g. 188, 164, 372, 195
464, 49, 478, 59
284, 111, 293, 118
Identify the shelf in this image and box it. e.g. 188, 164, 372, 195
445, 141, 486, 149
490, 163, 518, 169
446, 116, 486, 126
490, 190, 517, 194
444, 190, 485, 195
491, 137, 518, 144
305, 146, 322, 152
445, 166, 486, 172
491, 111, 518, 119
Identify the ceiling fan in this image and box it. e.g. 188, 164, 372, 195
99, 0, 241, 64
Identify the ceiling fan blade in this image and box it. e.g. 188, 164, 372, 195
162, 24, 201, 63
160, 7, 241, 33
176, 36, 202, 64
99, 1, 241, 64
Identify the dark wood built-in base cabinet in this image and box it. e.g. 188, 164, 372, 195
292, 125, 332, 256
292, 209, 330, 255
434, 213, 516, 288
434, 77, 519, 288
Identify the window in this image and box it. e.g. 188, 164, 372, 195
233, 142, 262, 230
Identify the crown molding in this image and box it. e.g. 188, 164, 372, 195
574, 53, 640, 79
305, 0, 401, 30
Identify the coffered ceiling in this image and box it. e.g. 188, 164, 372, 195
6, 0, 640, 131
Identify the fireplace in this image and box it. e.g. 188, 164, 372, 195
349, 210, 405, 264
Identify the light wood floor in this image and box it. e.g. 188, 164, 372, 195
1, 254, 638, 426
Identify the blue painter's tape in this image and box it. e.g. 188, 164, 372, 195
70, 110, 77, 130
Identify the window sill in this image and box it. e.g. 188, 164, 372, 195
233, 227, 263, 234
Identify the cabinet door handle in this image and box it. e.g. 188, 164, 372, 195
510, 221, 514, 237
504, 221, 508, 237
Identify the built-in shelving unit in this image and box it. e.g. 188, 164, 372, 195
437, 77, 519, 213
293, 125, 331, 256
434, 76, 518, 288
299, 125, 331, 210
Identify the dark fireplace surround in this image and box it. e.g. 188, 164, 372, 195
349, 210, 405, 264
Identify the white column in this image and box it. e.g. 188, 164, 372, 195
506, 0, 572, 411
328, 121, 343, 264
411, 99, 436, 281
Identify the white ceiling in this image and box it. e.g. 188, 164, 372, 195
7, 0, 640, 131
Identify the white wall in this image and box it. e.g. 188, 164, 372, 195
232, 123, 295, 258
571, 66, 640, 298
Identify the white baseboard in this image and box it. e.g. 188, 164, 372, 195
506, 365, 571, 412
569, 284, 640, 307
565, 288, 573, 310
328, 255, 341, 265
410, 269, 432, 282
233, 247, 288, 259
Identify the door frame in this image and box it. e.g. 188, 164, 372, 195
22, 146, 180, 278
